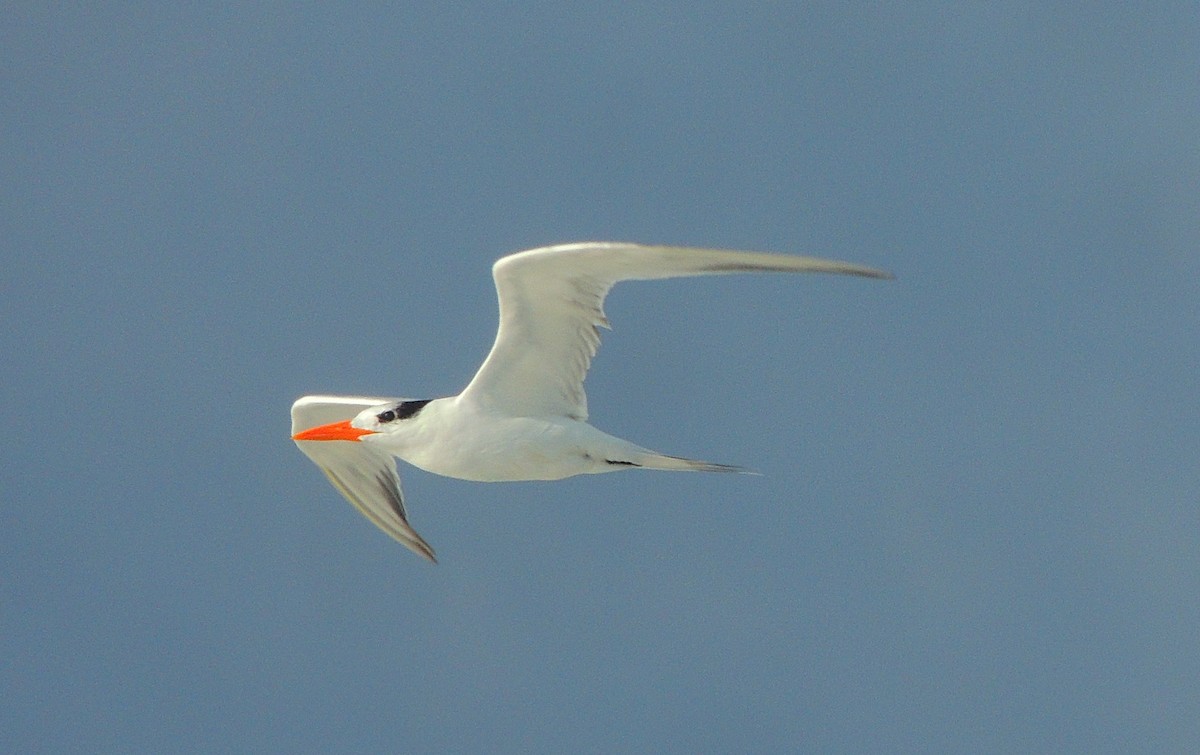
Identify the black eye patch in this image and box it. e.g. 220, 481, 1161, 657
395, 399, 433, 420
377, 399, 433, 424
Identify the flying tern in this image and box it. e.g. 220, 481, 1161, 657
292, 242, 891, 562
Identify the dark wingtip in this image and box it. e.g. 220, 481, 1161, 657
844, 266, 895, 280
418, 542, 439, 565
405, 531, 438, 565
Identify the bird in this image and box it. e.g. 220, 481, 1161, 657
291, 242, 891, 562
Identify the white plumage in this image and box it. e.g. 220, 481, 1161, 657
292, 242, 891, 562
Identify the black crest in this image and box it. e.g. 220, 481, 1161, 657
377, 399, 433, 424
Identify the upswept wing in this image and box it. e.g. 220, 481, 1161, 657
458, 242, 891, 421
291, 395, 436, 563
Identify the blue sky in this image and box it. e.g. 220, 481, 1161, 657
4, 3, 1198, 751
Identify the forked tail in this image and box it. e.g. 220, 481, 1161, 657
635, 453, 759, 475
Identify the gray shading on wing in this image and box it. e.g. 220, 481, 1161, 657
291, 395, 436, 563
459, 242, 893, 421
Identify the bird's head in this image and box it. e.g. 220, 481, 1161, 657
291, 399, 435, 442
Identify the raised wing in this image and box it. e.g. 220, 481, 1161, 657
291, 395, 436, 563
458, 242, 892, 420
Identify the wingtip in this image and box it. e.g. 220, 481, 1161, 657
415, 544, 439, 565
402, 529, 439, 564
847, 265, 895, 280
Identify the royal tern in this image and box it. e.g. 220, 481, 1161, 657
292, 242, 891, 562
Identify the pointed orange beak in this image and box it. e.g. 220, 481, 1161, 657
292, 419, 378, 442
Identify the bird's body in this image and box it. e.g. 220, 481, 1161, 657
371, 396, 739, 481
384, 402, 628, 481
292, 242, 891, 562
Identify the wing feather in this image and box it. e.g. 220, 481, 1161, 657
458, 242, 891, 420
291, 395, 436, 563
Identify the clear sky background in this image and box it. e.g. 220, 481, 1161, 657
4, 4, 1198, 752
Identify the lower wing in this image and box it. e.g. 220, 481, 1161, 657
291, 395, 436, 563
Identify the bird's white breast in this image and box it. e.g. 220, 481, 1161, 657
365, 397, 621, 482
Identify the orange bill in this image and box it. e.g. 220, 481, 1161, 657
292, 420, 377, 442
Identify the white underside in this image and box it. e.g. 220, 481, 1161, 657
360, 397, 670, 482
291, 243, 888, 560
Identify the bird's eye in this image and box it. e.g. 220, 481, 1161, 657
376, 409, 396, 423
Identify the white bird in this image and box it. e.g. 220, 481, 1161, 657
292, 242, 891, 562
